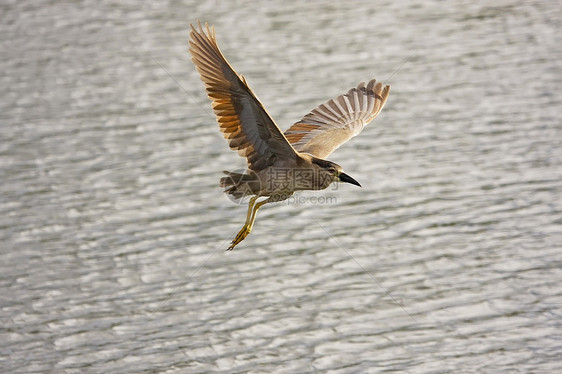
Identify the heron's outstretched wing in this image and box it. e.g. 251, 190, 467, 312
284, 79, 390, 159
189, 22, 297, 172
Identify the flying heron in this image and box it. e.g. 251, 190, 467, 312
189, 22, 390, 250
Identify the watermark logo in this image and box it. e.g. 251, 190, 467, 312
223, 168, 339, 205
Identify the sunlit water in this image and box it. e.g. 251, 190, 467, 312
1, 1, 561, 373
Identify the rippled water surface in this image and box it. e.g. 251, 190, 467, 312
2, 1, 561, 373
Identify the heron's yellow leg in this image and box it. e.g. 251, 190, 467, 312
243, 196, 259, 226
247, 199, 268, 232
228, 197, 268, 250
228, 196, 258, 250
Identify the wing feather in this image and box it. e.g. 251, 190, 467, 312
189, 22, 297, 172
285, 78, 390, 159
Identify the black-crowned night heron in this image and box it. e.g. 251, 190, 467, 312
189, 22, 390, 250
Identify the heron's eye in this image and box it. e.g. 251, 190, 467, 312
327, 167, 337, 174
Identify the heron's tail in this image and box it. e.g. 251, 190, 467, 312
220, 171, 261, 200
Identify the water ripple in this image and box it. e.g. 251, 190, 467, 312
1, 0, 561, 373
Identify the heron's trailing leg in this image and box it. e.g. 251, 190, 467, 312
228, 196, 270, 250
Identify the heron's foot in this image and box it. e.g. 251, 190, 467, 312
227, 225, 251, 250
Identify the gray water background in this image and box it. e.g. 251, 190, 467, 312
1, 0, 561, 373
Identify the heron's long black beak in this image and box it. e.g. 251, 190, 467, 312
339, 172, 361, 187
